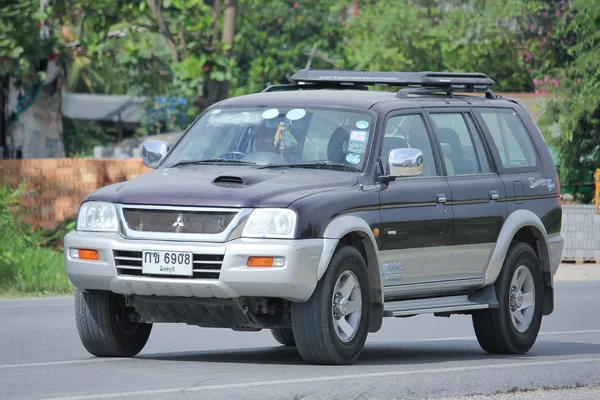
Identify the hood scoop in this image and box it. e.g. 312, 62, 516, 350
213, 175, 245, 185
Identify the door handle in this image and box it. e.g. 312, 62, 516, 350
437, 193, 447, 203
489, 190, 500, 200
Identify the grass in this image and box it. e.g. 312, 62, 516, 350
0, 183, 74, 297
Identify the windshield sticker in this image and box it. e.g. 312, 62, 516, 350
262, 108, 279, 119
348, 141, 366, 153
350, 130, 368, 142
529, 178, 555, 191
209, 111, 263, 126
355, 120, 369, 129
211, 109, 221, 114
346, 153, 361, 164
286, 108, 306, 121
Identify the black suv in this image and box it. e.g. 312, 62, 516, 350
64, 69, 564, 365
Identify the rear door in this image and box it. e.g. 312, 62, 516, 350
426, 109, 508, 282
473, 107, 561, 235
377, 111, 454, 296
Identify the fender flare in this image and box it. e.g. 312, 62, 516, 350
319, 215, 383, 299
483, 209, 551, 286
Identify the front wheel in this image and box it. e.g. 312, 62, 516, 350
472, 242, 543, 354
75, 290, 152, 357
292, 245, 371, 365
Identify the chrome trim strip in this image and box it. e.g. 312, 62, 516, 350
116, 204, 253, 242
383, 294, 491, 317
193, 260, 223, 265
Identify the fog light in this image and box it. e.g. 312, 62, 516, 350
247, 256, 284, 268
78, 249, 100, 261
69, 248, 79, 259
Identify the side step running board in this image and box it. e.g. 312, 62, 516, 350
383, 292, 498, 317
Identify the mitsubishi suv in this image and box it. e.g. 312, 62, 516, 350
64, 69, 564, 365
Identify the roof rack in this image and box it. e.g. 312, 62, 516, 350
275, 68, 497, 99
262, 82, 369, 93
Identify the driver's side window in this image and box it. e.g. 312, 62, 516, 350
380, 114, 437, 177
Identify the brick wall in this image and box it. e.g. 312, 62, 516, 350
0, 158, 151, 229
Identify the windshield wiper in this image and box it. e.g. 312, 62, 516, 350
256, 162, 359, 171
169, 159, 256, 168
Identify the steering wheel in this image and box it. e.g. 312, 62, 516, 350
216, 151, 248, 161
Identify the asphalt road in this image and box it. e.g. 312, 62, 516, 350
1, 280, 599, 400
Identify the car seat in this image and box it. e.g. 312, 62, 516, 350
327, 127, 349, 164
436, 128, 474, 175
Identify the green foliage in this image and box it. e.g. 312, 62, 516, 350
343, 0, 553, 92
232, 0, 347, 96
0, 183, 73, 296
62, 118, 117, 157
539, 0, 600, 192
0, 1, 56, 82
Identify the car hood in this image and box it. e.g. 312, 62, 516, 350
87, 165, 360, 208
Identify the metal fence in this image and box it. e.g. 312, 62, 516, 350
561, 204, 600, 260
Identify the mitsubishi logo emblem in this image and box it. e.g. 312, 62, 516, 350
172, 215, 184, 228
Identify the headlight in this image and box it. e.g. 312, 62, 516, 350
76, 201, 119, 232
242, 209, 297, 239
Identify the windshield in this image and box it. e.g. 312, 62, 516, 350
161, 106, 375, 171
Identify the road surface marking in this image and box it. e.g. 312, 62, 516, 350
0, 358, 129, 369
416, 329, 600, 342
38, 357, 600, 400
0, 303, 71, 309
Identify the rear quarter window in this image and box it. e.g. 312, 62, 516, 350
476, 108, 538, 171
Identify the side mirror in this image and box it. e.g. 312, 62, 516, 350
142, 140, 169, 169
388, 148, 424, 177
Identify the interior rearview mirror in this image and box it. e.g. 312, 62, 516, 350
142, 140, 169, 169
388, 148, 424, 177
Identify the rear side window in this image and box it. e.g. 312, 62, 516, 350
477, 108, 537, 170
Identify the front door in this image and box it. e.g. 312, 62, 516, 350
377, 112, 454, 297
426, 110, 508, 282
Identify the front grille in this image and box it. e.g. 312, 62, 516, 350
122, 208, 237, 234
113, 250, 223, 279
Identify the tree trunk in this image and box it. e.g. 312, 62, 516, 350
218, 0, 236, 100
147, 0, 181, 62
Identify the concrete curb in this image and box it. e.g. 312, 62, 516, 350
554, 264, 600, 281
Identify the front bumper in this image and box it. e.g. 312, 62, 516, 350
64, 231, 324, 302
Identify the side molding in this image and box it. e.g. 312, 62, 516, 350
483, 209, 551, 287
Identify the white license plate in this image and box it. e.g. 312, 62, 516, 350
142, 250, 193, 276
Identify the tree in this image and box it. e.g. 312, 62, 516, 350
232, 0, 347, 95
342, 0, 556, 92
0, 1, 56, 85
538, 0, 600, 197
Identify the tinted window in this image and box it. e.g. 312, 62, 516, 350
430, 113, 490, 175
478, 109, 537, 169
381, 114, 436, 176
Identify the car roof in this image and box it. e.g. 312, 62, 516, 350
216, 89, 519, 111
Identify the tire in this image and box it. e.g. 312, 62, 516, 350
75, 290, 152, 357
292, 245, 371, 365
472, 241, 544, 354
271, 328, 296, 346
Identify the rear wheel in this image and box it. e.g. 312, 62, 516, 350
472, 242, 543, 354
292, 245, 370, 365
75, 290, 152, 357
271, 328, 295, 346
